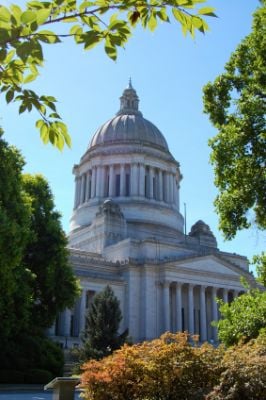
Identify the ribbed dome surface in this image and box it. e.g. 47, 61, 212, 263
89, 81, 169, 151
90, 114, 169, 150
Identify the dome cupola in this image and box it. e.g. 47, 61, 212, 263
89, 81, 169, 151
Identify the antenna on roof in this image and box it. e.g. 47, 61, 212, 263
184, 202, 187, 236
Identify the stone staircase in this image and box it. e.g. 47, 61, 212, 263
63, 349, 78, 377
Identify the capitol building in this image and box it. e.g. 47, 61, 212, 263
48, 82, 255, 346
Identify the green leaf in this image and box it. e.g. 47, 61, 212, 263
0, 28, 10, 44
36, 8, 51, 25
40, 123, 49, 144
109, 19, 127, 31
37, 30, 60, 43
16, 41, 34, 63
21, 10, 37, 24
147, 13, 157, 32
19, 103, 27, 114
0, 6, 11, 23
172, 8, 185, 25
157, 9, 169, 23
36, 119, 44, 129
49, 112, 61, 119
198, 7, 217, 17
104, 37, 117, 61
0, 48, 7, 62
6, 90, 14, 104
83, 30, 101, 50
24, 73, 38, 84
10, 4, 22, 24
5, 50, 15, 64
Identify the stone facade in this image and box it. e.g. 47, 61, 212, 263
48, 82, 256, 347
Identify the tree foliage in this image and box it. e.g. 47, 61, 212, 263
253, 251, 266, 287
0, 133, 79, 379
80, 332, 224, 400
22, 173, 80, 330
203, 1, 266, 240
80, 331, 266, 400
0, 0, 216, 149
80, 285, 127, 361
206, 331, 266, 400
0, 130, 32, 343
215, 289, 266, 347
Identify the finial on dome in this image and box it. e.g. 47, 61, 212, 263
117, 79, 142, 116
128, 77, 133, 89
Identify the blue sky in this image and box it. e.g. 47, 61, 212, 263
1, 0, 264, 271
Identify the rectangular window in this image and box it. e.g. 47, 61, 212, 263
115, 174, 120, 196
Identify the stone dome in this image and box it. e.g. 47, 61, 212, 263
89, 80, 169, 151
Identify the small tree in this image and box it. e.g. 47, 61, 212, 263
81, 285, 127, 360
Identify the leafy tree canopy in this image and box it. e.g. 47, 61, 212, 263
0, 133, 79, 377
203, 0, 266, 240
22, 173, 80, 330
0, 0, 216, 149
0, 130, 32, 342
215, 289, 266, 347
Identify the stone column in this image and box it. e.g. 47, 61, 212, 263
79, 174, 85, 204
200, 285, 207, 342
100, 166, 106, 197
131, 164, 139, 196
175, 183, 180, 210
74, 177, 78, 209
85, 172, 90, 202
163, 281, 170, 332
173, 177, 177, 206
222, 288, 228, 303
91, 166, 96, 198
166, 172, 171, 203
233, 289, 239, 299
211, 287, 218, 342
149, 167, 154, 199
109, 165, 115, 197
188, 284, 194, 335
76, 177, 81, 206
120, 164, 126, 196
79, 289, 87, 336
95, 166, 102, 197
158, 169, 163, 201
176, 282, 182, 332
139, 163, 145, 197
169, 173, 173, 204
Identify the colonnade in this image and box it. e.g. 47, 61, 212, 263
74, 163, 179, 209
49, 283, 242, 345
163, 282, 241, 342
50, 289, 93, 340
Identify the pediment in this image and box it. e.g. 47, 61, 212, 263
176, 255, 243, 277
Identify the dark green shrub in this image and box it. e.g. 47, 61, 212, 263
24, 369, 53, 384
0, 370, 25, 384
